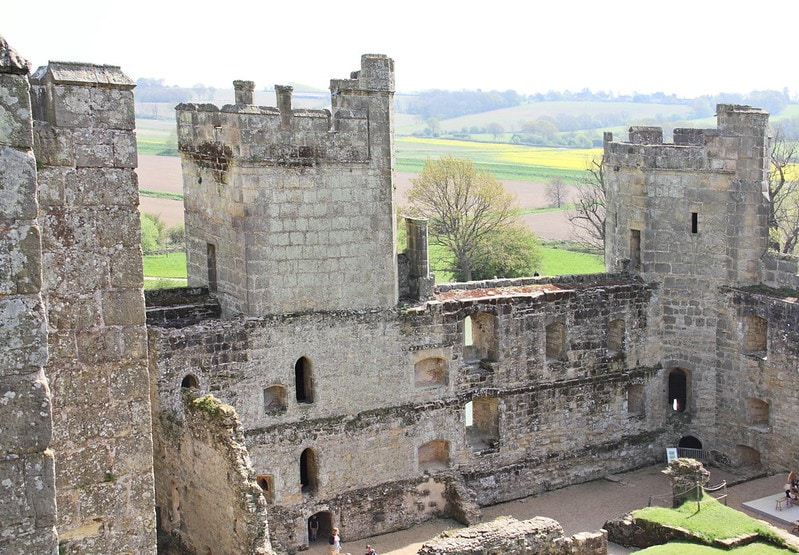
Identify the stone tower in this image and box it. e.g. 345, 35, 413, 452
603, 104, 771, 443
30, 61, 157, 553
177, 54, 397, 317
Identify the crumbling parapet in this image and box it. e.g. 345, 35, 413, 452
0, 35, 58, 555
662, 458, 710, 508
155, 392, 274, 555
417, 516, 607, 555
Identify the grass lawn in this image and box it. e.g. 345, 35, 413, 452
538, 246, 604, 276
143, 253, 187, 278
631, 497, 792, 554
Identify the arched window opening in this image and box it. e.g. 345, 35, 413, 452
465, 398, 500, 452
607, 319, 625, 354
299, 448, 318, 494
418, 440, 450, 473
627, 384, 645, 416
735, 444, 761, 467
255, 474, 274, 503
295, 357, 314, 404
546, 322, 567, 361
414, 357, 448, 388
463, 312, 498, 362
742, 314, 767, 358
308, 511, 333, 543
745, 397, 769, 427
263, 385, 287, 413
668, 368, 688, 413
181, 374, 199, 389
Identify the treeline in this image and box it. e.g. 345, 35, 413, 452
134, 78, 216, 104
401, 88, 793, 121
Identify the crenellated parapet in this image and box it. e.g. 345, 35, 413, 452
176, 54, 394, 169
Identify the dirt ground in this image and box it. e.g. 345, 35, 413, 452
135, 155, 575, 241
301, 465, 791, 555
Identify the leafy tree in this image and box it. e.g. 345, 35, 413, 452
567, 158, 606, 252
140, 213, 164, 254
406, 156, 540, 281
486, 122, 504, 139
768, 128, 799, 253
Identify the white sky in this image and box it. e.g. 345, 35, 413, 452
4, 0, 798, 98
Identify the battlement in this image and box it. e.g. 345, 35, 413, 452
604, 104, 768, 177
176, 54, 394, 168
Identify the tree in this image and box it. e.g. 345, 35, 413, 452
486, 122, 504, 139
566, 157, 606, 252
546, 178, 567, 208
768, 128, 799, 253
406, 156, 540, 282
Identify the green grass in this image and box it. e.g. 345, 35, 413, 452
639, 542, 794, 554
140, 189, 184, 201
538, 245, 604, 276
635, 499, 782, 543
143, 253, 187, 278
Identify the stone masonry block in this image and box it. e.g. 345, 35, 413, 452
112, 130, 137, 167
0, 146, 37, 219
102, 289, 146, 326
0, 73, 33, 149
0, 451, 56, 529
33, 121, 74, 166
67, 168, 138, 207
0, 296, 47, 373
0, 223, 42, 295
0, 371, 53, 455
95, 207, 141, 248
74, 127, 114, 167
109, 246, 143, 289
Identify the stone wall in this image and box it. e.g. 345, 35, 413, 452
31, 61, 156, 553
417, 516, 607, 555
153, 392, 273, 554
0, 36, 58, 555
177, 54, 397, 318
148, 274, 663, 550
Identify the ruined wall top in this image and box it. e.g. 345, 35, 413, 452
30, 61, 135, 88
0, 36, 30, 74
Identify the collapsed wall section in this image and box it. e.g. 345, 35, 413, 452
31, 61, 157, 554
154, 392, 273, 554
0, 36, 58, 555
177, 54, 398, 317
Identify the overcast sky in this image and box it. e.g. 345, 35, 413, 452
5, 0, 798, 98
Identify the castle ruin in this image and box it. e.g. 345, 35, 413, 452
3, 36, 799, 554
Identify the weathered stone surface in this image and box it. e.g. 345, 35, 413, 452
0, 371, 52, 454
0, 147, 36, 218
0, 73, 33, 148
0, 221, 42, 295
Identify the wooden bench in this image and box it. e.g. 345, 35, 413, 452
776, 497, 787, 511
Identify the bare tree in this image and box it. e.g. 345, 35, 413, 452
546, 178, 567, 208
406, 156, 538, 281
566, 157, 606, 252
769, 128, 799, 253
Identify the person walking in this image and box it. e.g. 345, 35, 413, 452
327, 527, 341, 555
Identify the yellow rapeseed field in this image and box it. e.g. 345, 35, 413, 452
398, 137, 602, 171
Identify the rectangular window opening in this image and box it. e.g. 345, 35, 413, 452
691, 212, 698, 234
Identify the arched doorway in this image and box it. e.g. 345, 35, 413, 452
300, 448, 318, 494
678, 435, 702, 449
308, 511, 333, 543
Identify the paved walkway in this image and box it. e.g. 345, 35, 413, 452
304, 464, 796, 555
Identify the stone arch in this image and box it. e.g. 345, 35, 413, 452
667, 368, 689, 413
300, 448, 318, 494
263, 385, 287, 413
463, 312, 498, 362
255, 474, 274, 503
465, 397, 500, 452
308, 511, 332, 543
181, 374, 199, 389
414, 357, 448, 387
295, 356, 314, 404
418, 439, 450, 473
678, 435, 702, 449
